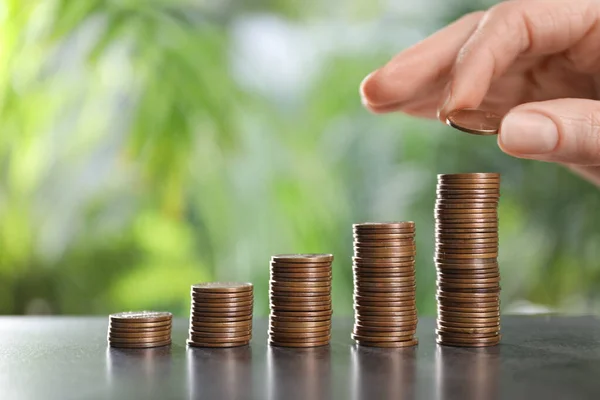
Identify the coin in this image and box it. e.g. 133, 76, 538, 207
268, 339, 329, 348
356, 338, 418, 348
108, 334, 172, 344
109, 311, 172, 323
108, 329, 171, 339
446, 109, 502, 135
354, 222, 415, 229
269, 315, 331, 322
271, 254, 333, 263
192, 282, 253, 293
187, 340, 249, 348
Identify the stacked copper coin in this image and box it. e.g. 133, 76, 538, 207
269, 254, 333, 348
187, 282, 254, 348
108, 311, 172, 348
352, 222, 418, 348
435, 173, 501, 347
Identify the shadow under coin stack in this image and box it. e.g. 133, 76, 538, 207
269, 254, 333, 348
352, 222, 418, 348
108, 311, 172, 348
187, 282, 254, 348
435, 173, 501, 347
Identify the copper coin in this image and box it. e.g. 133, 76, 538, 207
434, 206, 497, 214
269, 315, 331, 323
268, 339, 329, 348
270, 319, 330, 327
271, 310, 332, 317
270, 294, 331, 302
355, 275, 416, 282
436, 257, 498, 264
436, 333, 501, 345
435, 242, 498, 249
192, 299, 254, 308
436, 253, 498, 260
437, 320, 500, 329
355, 309, 416, 317
437, 267, 499, 275
438, 313, 500, 321
187, 340, 249, 348
354, 238, 415, 245
353, 260, 415, 268
355, 298, 415, 306
269, 286, 331, 295
191, 282, 253, 293
109, 311, 172, 323
435, 329, 499, 339
356, 315, 417, 324
354, 321, 417, 330
191, 294, 254, 303
354, 233, 415, 241
353, 229, 415, 236
436, 324, 499, 334
436, 239, 498, 246
268, 334, 331, 343
353, 330, 417, 339
438, 173, 500, 180
269, 280, 331, 287
189, 320, 253, 328
355, 250, 415, 258
190, 315, 253, 323
351, 333, 415, 342
354, 290, 415, 299
436, 339, 499, 348
189, 333, 252, 343
270, 267, 332, 275
269, 291, 331, 299
437, 182, 499, 190
270, 275, 332, 283
355, 281, 416, 289
436, 289, 499, 298
189, 325, 252, 334
353, 222, 415, 230
436, 193, 500, 200
271, 254, 333, 263
435, 228, 498, 234
446, 109, 502, 135
436, 233, 498, 240
354, 269, 415, 277
268, 329, 331, 338
110, 339, 172, 349
436, 214, 497, 222
438, 305, 500, 314
269, 326, 331, 335
353, 326, 417, 335
356, 338, 418, 348
436, 248, 498, 255
108, 330, 171, 340
109, 320, 172, 329
437, 275, 500, 284
271, 306, 332, 313
437, 281, 500, 289
435, 199, 499, 206
108, 325, 172, 334
270, 300, 332, 308
188, 329, 252, 338
270, 261, 332, 268
271, 270, 332, 278
438, 299, 499, 308
192, 304, 253, 312
108, 334, 172, 344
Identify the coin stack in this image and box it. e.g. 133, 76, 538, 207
187, 282, 254, 348
269, 254, 333, 348
435, 173, 501, 347
352, 222, 418, 348
107, 311, 172, 348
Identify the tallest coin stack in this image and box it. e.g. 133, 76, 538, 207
435, 173, 501, 347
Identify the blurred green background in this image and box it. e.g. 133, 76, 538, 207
2, 0, 600, 318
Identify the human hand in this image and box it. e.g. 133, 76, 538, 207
360, 0, 600, 185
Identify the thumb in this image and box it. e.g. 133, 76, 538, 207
498, 99, 600, 165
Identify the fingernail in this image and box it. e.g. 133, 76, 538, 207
500, 112, 559, 154
359, 71, 375, 103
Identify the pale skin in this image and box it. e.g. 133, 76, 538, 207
360, 0, 600, 186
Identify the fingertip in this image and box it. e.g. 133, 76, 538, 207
359, 69, 387, 107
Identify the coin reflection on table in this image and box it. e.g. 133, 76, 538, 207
267, 346, 331, 400
351, 344, 416, 400
187, 345, 252, 400
435, 346, 500, 400
106, 346, 172, 396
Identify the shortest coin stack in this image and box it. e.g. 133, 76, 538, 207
269, 254, 333, 348
352, 222, 418, 348
108, 311, 173, 348
187, 282, 254, 348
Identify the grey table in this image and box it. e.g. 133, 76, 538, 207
1, 316, 600, 400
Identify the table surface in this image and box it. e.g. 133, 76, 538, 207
1, 316, 600, 400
